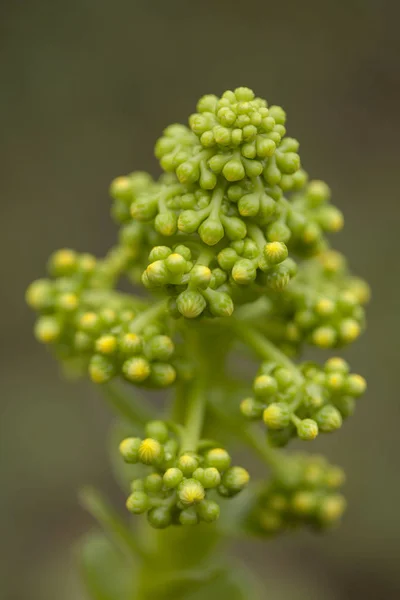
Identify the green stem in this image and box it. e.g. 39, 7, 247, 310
180, 378, 206, 452
129, 298, 169, 333
232, 321, 304, 384
79, 486, 146, 560
102, 381, 155, 425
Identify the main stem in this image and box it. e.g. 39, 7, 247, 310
180, 378, 207, 453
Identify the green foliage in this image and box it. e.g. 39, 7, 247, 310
26, 87, 369, 599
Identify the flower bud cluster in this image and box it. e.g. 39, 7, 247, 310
119, 421, 250, 528
240, 357, 366, 446
249, 453, 346, 535
26, 250, 176, 388
265, 251, 369, 351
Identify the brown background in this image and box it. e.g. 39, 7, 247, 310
1, 1, 399, 598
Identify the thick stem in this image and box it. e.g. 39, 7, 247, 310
180, 378, 207, 453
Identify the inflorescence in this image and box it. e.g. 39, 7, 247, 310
26, 87, 369, 532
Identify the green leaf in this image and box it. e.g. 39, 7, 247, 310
78, 531, 136, 600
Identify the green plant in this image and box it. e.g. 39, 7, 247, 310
26, 87, 369, 599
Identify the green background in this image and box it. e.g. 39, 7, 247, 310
1, 1, 399, 598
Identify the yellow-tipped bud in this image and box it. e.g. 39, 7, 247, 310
138, 438, 163, 465
95, 335, 118, 355
123, 357, 151, 382
339, 319, 361, 343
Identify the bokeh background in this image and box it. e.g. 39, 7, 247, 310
1, 1, 399, 598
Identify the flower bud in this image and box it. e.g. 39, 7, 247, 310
95, 334, 117, 355
318, 494, 346, 524
312, 326, 337, 348
178, 479, 205, 506
145, 420, 169, 444
147, 506, 172, 529
122, 357, 151, 382
267, 222, 291, 243
221, 466, 250, 493
292, 491, 317, 515
198, 217, 224, 246
263, 242, 288, 265
339, 319, 361, 344
217, 248, 239, 271
178, 454, 199, 476
149, 246, 172, 262
119, 437, 141, 463
315, 405, 342, 432
154, 212, 177, 236
126, 491, 149, 514
89, 354, 116, 383
205, 448, 231, 471
34, 316, 61, 344
144, 473, 163, 493
138, 438, 164, 465
197, 500, 220, 523
238, 192, 260, 216
222, 158, 245, 182
178, 210, 204, 234
26, 279, 54, 311
306, 180, 330, 206
253, 375, 278, 397
163, 467, 183, 488
263, 403, 291, 430
232, 259, 257, 284
240, 397, 264, 419
164, 253, 187, 275
204, 289, 234, 317
146, 260, 170, 286
345, 374, 367, 397
194, 467, 221, 489
177, 290, 206, 318
190, 265, 212, 289
119, 333, 143, 355
297, 419, 319, 441
48, 249, 77, 276
149, 363, 176, 387
145, 335, 174, 361
179, 507, 199, 525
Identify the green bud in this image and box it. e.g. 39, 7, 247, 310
267, 222, 291, 243
178, 479, 205, 506
240, 397, 264, 419
218, 248, 239, 270
89, 354, 116, 384
232, 258, 257, 284
147, 506, 172, 529
26, 279, 54, 311
178, 210, 205, 234
238, 192, 260, 216
205, 448, 231, 471
154, 212, 177, 236
145, 335, 174, 361
314, 405, 343, 432
221, 466, 250, 493
263, 403, 291, 430
222, 158, 245, 181
197, 500, 220, 523
178, 454, 199, 476
297, 419, 319, 441
190, 265, 212, 289
163, 467, 183, 488
345, 374, 367, 397
195, 467, 221, 489
263, 242, 288, 265
126, 491, 149, 514
146, 260, 170, 286
318, 494, 346, 524
145, 420, 169, 444
177, 160, 200, 184
119, 333, 143, 355
220, 215, 247, 240
34, 316, 62, 344
164, 252, 187, 276
122, 357, 151, 382
48, 249, 77, 276
131, 479, 145, 492
306, 180, 331, 206
119, 437, 141, 463
312, 326, 337, 348
292, 491, 317, 515
149, 363, 176, 387
199, 217, 224, 246
144, 473, 163, 494
177, 290, 206, 318
138, 438, 164, 465
203, 289, 234, 317
253, 374, 278, 397
179, 507, 199, 525
149, 246, 172, 262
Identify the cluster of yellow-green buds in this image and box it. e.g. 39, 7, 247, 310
26, 249, 177, 388
119, 420, 250, 528
261, 250, 370, 352
240, 357, 366, 446
248, 454, 346, 536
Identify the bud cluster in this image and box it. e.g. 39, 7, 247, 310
263, 250, 369, 351
240, 357, 366, 446
248, 454, 346, 536
119, 420, 250, 528
26, 250, 176, 387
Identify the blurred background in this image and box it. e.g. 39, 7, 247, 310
1, 0, 399, 598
